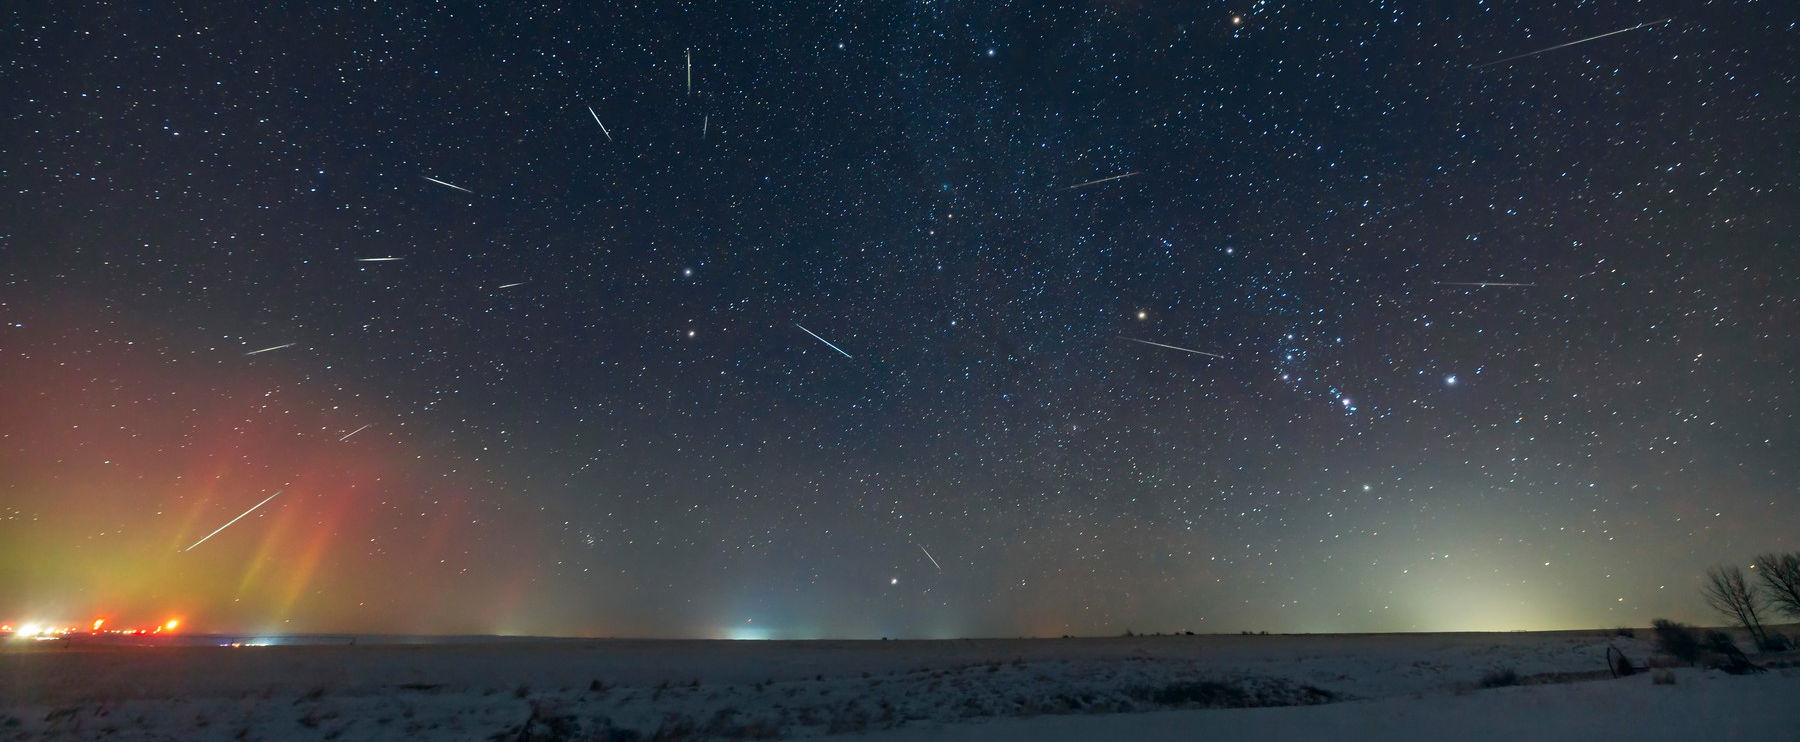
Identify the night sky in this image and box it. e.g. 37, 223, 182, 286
3, 2, 1795, 639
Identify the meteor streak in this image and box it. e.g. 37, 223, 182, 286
355, 257, 402, 262
339, 424, 370, 442
1434, 281, 1536, 288
1116, 336, 1227, 359
586, 105, 612, 141
423, 176, 474, 193
183, 490, 284, 552
1472, 18, 1671, 68
244, 343, 295, 356
496, 282, 527, 289
919, 544, 942, 572
796, 324, 853, 359
1059, 171, 1140, 191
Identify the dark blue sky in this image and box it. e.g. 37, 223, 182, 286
2, 1, 1794, 637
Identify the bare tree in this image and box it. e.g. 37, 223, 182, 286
1702, 565, 1769, 651
1753, 552, 1800, 620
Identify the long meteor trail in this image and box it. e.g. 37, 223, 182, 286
919, 544, 942, 572
423, 175, 474, 193
244, 343, 295, 356
1060, 171, 1140, 191
1472, 18, 1671, 68
183, 490, 284, 552
339, 424, 371, 442
586, 105, 612, 141
1117, 336, 1227, 359
796, 324, 853, 359
1435, 281, 1536, 288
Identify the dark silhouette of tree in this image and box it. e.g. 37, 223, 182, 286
1753, 552, 1800, 620
1702, 566, 1769, 651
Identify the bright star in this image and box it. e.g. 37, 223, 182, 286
1445, 375, 1457, 386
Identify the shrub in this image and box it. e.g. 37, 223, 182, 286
1652, 670, 1676, 685
1652, 619, 1702, 664
1699, 631, 1765, 674
1478, 668, 1520, 688
1613, 627, 1636, 638
1762, 632, 1790, 652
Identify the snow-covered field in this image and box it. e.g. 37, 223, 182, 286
1, 631, 1793, 740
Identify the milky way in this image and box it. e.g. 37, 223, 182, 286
1, 2, 1794, 638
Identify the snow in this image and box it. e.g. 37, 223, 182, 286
845, 669, 1799, 742
1, 631, 1792, 739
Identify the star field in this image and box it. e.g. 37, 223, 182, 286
1, 1, 1795, 637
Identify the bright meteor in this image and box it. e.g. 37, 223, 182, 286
796, 323, 854, 359
920, 544, 942, 572
586, 105, 613, 141
1472, 18, 1671, 69
422, 175, 474, 193
1116, 335, 1227, 359
183, 490, 284, 552
1059, 171, 1140, 191
244, 343, 295, 356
